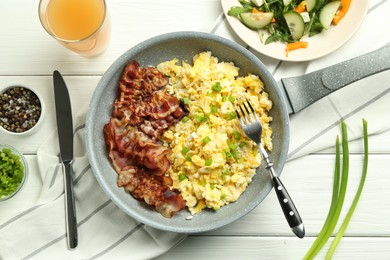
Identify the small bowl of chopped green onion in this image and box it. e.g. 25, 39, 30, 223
0, 85, 44, 136
0, 144, 28, 201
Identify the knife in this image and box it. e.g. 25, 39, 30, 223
277, 45, 390, 114
53, 70, 78, 249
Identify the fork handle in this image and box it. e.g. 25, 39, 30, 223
272, 176, 305, 238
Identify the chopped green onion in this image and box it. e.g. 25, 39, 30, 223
181, 146, 190, 155
0, 148, 25, 198
182, 116, 189, 123
226, 112, 236, 120
203, 136, 211, 144
210, 104, 218, 113
231, 150, 239, 159
325, 119, 369, 259
205, 158, 213, 166
212, 82, 222, 93
228, 96, 236, 103
181, 97, 190, 105
228, 143, 237, 151
199, 178, 206, 186
194, 114, 208, 123
222, 168, 231, 176
210, 183, 215, 190
232, 130, 241, 140
186, 155, 192, 162
222, 96, 227, 102
178, 173, 187, 182
220, 194, 227, 200
239, 141, 246, 148
223, 150, 232, 159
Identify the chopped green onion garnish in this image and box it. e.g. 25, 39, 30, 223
194, 114, 208, 123
210, 104, 218, 113
222, 96, 227, 102
205, 158, 213, 166
223, 168, 230, 175
239, 141, 246, 148
232, 130, 241, 140
226, 112, 236, 120
203, 136, 211, 144
220, 194, 227, 200
186, 155, 192, 162
228, 143, 237, 151
181, 146, 190, 155
212, 82, 222, 93
0, 148, 25, 199
228, 96, 236, 103
224, 152, 232, 159
178, 173, 187, 182
182, 116, 189, 123
181, 97, 190, 105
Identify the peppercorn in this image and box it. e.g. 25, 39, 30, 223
0, 86, 42, 133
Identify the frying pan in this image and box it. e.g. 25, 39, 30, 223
85, 31, 390, 233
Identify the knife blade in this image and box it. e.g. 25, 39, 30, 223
53, 70, 78, 249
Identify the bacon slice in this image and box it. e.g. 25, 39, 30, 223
103, 60, 188, 218
117, 167, 185, 218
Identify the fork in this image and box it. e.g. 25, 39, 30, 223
235, 98, 305, 238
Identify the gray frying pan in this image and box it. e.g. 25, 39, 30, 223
86, 31, 390, 233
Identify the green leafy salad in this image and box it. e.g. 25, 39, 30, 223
0, 147, 25, 199
228, 0, 351, 55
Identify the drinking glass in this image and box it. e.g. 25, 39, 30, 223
38, 0, 111, 56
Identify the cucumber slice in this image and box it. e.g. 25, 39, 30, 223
239, 12, 274, 29
283, 11, 305, 40
305, 0, 318, 12
319, 1, 341, 29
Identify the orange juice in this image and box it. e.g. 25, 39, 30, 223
39, 0, 111, 56
47, 0, 104, 40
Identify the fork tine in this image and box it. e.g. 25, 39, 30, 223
245, 97, 255, 112
244, 97, 261, 123
235, 107, 244, 125
238, 103, 248, 124
242, 100, 251, 120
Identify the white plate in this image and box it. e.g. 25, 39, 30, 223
221, 0, 369, 61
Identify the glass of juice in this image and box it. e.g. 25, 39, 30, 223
38, 0, 111, 56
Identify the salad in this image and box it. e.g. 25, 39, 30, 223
228, 0, 352, 56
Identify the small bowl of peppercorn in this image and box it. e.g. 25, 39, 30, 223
0, 144, 28, 202
0, 85, 44, 136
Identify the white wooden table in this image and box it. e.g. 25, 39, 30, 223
1, 0, 390, 259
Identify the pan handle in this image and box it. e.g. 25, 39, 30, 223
280, 45, 390, 114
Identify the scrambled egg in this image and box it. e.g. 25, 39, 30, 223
158, 52, 273, 215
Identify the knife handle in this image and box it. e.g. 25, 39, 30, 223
281, 45, 390, 114
63, 162, 78, 249
272, 176, 305, 238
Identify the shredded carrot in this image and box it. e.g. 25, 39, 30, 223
294, 1, 306, 13
332, 0, 352, 25
286, 41, 308, 57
